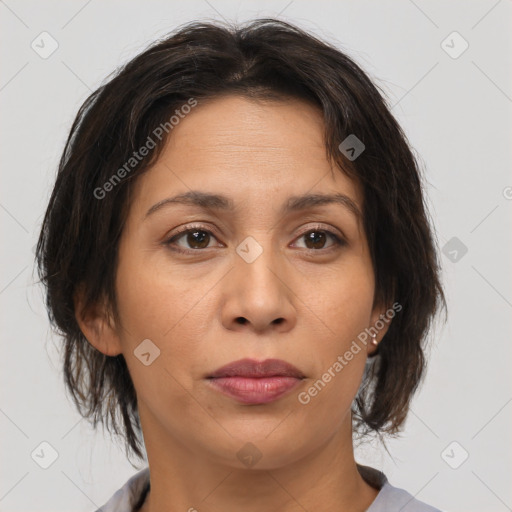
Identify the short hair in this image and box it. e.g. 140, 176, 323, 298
35, 18, 446, 461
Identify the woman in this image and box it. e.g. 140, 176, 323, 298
36, 18, 446, 512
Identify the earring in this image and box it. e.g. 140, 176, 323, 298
371, 333, 378, 346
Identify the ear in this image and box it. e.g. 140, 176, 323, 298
366, 298, 396, 356
73, 285, 123, 356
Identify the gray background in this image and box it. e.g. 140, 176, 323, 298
1, 1, 511, 511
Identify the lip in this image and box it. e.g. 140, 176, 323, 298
206, 358, 305, 405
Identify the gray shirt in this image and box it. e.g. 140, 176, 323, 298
95, 464, 442, 512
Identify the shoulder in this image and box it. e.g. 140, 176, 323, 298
93, 467, 150, 512
94, 464, 443, 512
368, 481, 443, 512
357, 464, 443, 512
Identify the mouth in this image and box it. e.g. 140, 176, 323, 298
206, 358, 305, 405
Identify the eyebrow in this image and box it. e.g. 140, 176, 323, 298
144, 191, 362, 221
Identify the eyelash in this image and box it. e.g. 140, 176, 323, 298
163, 223, 346, 255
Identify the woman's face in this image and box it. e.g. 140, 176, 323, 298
98, 95, 388, 468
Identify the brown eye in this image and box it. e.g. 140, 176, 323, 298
294, 228, 345, 251
164, 226, 220, 253
182, 229, 211, 249
304, 230, 328, 249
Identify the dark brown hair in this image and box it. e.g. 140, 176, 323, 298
35, 18, 446, 461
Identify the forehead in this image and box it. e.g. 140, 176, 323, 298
128, 94, 362, 219
172, 94, 326, 149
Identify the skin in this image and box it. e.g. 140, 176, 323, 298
76, 95, 392, 512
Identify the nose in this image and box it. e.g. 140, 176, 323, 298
220, 237, 297, 335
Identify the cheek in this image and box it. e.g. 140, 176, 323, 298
115, 249, 208, 338
115, 260, 209, 415
114, 250, 221, 387
298, 271, 372, 423
299, 259, 373, 400
306, 257, 375, 339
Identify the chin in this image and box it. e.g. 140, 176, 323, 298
198, 427, 314, 471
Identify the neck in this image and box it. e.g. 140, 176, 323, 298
137, 411, 380, 512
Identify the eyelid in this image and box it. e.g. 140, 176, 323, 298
291, 223, 347, 251
294, 222, 345, 240
163, 222, 347, 253
163, 223, 224, 248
